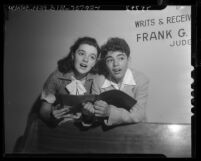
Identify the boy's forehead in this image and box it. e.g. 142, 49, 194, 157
106, 51, 126, 57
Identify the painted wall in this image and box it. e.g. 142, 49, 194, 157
4, 6, 192, 153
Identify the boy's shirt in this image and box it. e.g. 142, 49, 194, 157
92, 68, 149, 126
101, 68, 136, 91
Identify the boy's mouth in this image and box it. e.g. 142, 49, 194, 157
112, 68, 121, 74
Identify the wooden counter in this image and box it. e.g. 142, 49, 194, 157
22, 117, 191, 157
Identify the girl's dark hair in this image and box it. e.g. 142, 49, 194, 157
57, 37, 100, 74
97, 37, 130, 76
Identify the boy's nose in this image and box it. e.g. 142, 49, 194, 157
113, 59, 120, 66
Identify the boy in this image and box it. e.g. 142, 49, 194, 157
83, 37, 149, 126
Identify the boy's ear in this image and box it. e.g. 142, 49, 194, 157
127, 57, 132, 67
128, 56, 131, 62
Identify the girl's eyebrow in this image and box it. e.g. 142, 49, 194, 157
77, 49, 97, 55
77, 49, 86, 52
90, 53, 97, 57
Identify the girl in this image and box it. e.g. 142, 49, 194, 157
39, 37, 100, 126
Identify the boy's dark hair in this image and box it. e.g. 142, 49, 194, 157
57, 37, 100, 74
97, 37, 130, 76
100, 37, 130, 59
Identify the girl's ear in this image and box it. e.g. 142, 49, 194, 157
96, 55, 101, 62
97, 52, 101, 60
71, 53, 74, 60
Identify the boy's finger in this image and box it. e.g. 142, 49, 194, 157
94, 105, 104, 110
94, 113, 103, 117
94, 109, 103, 115
94, 100, 107, 107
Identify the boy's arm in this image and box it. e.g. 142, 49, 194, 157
104, 77, 149, 126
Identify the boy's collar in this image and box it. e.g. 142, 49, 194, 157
101, 68, 136, 89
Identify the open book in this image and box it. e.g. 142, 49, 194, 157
55, 90, 137, 113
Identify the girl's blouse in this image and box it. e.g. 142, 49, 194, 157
41, 69, 96, 104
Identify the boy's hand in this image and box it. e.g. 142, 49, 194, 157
94, 100, 111, 118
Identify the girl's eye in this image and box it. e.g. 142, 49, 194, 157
78, 52, 85, 56
90, 56, 96, 60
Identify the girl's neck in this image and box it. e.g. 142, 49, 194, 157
74, 71, 87, 80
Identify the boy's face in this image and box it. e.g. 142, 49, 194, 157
105, 51, 129, 83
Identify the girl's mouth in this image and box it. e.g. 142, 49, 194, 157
80, 63, 88, 69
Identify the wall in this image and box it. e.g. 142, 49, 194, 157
4, 6, 192, 153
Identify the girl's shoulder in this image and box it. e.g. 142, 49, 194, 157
93, 74, 107, 87
50, 69, 74, 80
48, 68, 63, 77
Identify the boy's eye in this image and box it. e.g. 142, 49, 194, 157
106, 59, 113, 63
119, 57, 125, 60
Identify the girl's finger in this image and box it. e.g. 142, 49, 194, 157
62, 113, 74, 118
53, 111, 69, 119
84, 103, 90, 109
53, 110, 68, 115
73, 113, 82, 119
59, 108, 71, 112
58, 118, 74, 126
54, 104, 61, 110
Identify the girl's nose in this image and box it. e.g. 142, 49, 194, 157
83, 56, 89, 62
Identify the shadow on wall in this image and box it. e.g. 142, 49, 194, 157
12, 94, 42, 153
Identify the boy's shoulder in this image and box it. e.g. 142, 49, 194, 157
92, 69, 149, 87
129, 68, 149, 84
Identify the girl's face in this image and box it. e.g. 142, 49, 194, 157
73, 44, 98, 75
105, 51, 129, 83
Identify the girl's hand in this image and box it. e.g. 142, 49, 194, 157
82, 102, 95, 116
58, 112, 82, 126
51, 104, 71, 119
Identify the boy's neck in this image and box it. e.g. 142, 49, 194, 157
110, 77, 122, 84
